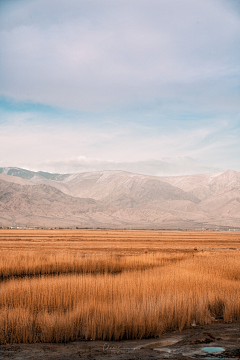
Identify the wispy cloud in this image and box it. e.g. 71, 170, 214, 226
39, 155, 222, 176
0, 0, 240, 175
0, 110, 238, 175
0, 0, 239, 111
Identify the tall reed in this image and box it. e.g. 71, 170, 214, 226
0, 251, 189, 279
0, 252, 240, 343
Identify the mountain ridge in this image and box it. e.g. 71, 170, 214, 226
1, 167, 240, 229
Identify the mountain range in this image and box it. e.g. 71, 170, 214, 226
1, 167, 240, 229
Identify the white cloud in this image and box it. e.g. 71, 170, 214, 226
0, 0, 239, 111
0, 0, 240, 176
0, 112, 239, 175
38, 155, 223, 176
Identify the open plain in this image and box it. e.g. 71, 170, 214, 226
0, 229, 240, 359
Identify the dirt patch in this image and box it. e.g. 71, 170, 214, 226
0, 322, 239, 359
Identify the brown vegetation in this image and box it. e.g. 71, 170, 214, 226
0, 251, 188, 279
0, 229, 240, 344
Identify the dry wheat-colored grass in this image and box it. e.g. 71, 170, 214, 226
0, 230, 240, 344
1, 229, 240, 254
0, 251, 190, 279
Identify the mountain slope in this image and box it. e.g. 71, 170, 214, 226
0, 167, 68, 181
1, 167, 240, 229
60, 171, 200, 204
0, 178, 98, 227
161, 170, 240, 200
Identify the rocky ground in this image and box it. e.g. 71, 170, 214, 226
0, 322, 239, 360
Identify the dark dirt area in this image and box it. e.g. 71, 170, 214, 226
0, 322, 239, 360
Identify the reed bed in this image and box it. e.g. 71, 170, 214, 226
0, 251, 190, 279
1, 229, 240, 255
0, 251, 240, 343
0, 230, 240, 344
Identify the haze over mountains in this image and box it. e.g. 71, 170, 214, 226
0, 167, 240, 229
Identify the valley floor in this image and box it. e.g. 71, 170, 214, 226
0, 230, 240, 359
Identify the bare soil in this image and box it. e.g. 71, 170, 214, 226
0, 322, 239, 359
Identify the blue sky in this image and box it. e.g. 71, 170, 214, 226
0, 0, 240, 175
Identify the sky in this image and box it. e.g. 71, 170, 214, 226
0, 0, 240, 176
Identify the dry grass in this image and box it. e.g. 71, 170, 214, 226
0, 251, 189, 279
0, 229, 240, 343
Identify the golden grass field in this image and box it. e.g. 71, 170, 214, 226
0, 229, 240, 344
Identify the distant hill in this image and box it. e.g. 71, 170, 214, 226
0, 167, 69, 181
1, 167, 240, 229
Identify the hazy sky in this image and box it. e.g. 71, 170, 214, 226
0, 0, 240, 176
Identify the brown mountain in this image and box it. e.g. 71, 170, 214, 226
0, 168, 240, 229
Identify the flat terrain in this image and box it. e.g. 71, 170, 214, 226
0, 230, 240, 359
0, 322, 240, 359
1, 228, 240, 254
